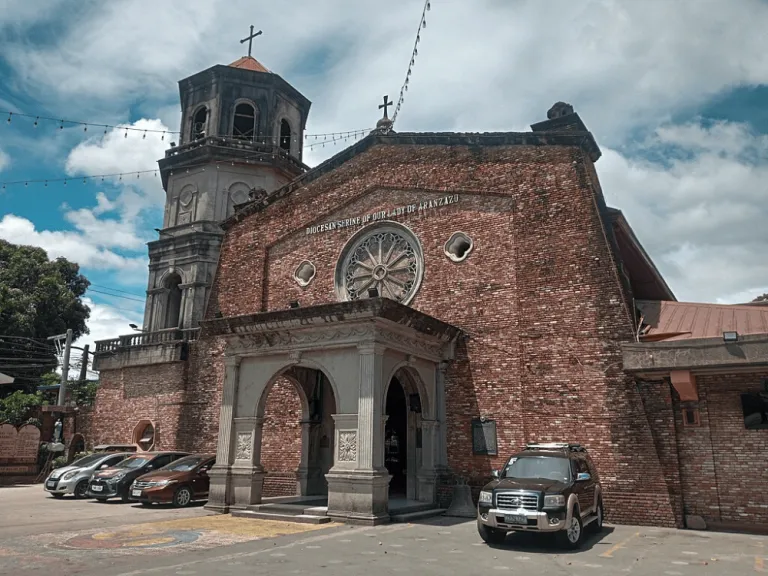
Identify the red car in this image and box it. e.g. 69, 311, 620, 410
128, 454, 215, 507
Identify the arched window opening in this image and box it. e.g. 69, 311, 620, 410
233, 102, 258, 140
164, 273, 183, 329
192, 107, 208, 140
279, 119, 291, 152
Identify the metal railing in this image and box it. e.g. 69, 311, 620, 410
94, 327, 200, 354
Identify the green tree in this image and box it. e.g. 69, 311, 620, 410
0, 240, 90, 394
752, 293, 768, 303
0, 390, 43, 426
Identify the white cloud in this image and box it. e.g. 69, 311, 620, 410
0, 214, 147, 271
75, 297, 144, 356
599, 120, 768, 303
2, 0, 768, 306
0, 148, 9, 172
3, 0, 768, 148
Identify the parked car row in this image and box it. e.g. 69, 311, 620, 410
44, 451, 215, 507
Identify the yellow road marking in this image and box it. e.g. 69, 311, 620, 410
600, 531, 640, 558
756, 556, 765, 573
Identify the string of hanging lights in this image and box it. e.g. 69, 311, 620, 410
391, 0, 431, 124
1, 108, 371, 143
0, 132, 373, 189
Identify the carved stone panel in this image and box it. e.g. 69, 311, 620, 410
235, 431, 252, 461
338, 431, 357, 462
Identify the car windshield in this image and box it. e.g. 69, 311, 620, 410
70, 454, 105, 468
160, 457, 206, 472
504, 456, 571, 482
114, 456, 151, 469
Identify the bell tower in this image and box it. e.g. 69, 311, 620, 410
142, 45, 311, 332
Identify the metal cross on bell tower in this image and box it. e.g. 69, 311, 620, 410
240, 25, 263, 57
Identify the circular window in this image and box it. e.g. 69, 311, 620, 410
335, 222, 424, 304
444, 231, 474, 262
294, 260, 316, 287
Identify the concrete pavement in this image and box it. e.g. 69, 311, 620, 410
1, 484, 766, 575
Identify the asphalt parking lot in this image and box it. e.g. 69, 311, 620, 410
1, 484, 766, 576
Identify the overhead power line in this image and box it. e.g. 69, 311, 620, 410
87, 288, 145, 303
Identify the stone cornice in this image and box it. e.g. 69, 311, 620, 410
622, 334, 768, 374
212, 299, 461, 361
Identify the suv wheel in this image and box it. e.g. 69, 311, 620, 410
173, 486, 192, 508
591, 499, 604, 533
74, 480, 89, 499
477, 521, 506, 545
558, 510, 584, 549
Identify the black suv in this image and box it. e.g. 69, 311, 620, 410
86, 451, 189, 502
477, 443, 603, 548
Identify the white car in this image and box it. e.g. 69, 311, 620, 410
44, 452, 131, 499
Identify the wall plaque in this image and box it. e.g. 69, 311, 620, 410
472, 418, 498, 456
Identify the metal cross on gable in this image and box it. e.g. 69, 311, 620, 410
240, 25, 263, 57
379, 95, 393, 119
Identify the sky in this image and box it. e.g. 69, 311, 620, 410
1, 0, 767, 355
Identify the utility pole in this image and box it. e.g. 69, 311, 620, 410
58, 329, 73, 406
77, 344, 90, 384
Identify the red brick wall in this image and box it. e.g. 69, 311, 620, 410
201, 142, 676, 526
261, 377, 302, 497
91, 362, 187, 450
674, 372, 768, 527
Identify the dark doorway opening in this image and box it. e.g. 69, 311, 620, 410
279, 119, 291, 152
385, 377, 408, 496
164, 273, 182, 329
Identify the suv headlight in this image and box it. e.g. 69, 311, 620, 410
544, 494, 565, 507
478, 491, 493, 505
111, 473, 126, 482
61, 470, 80, 481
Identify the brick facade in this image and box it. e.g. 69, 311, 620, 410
261, 377, 302, 496
88, 134, 767, 529
673, 372, 768, 527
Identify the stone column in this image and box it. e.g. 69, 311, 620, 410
230, 416, 266, 508
206, 355, 240, 513
417, 419, 438, 503
325, 343, 390, 525
296, 419, 314, 496
358, 343, 386, 472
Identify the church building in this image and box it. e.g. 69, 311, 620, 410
89, 50, 768, 531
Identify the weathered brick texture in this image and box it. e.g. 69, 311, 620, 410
89, 139, 767, 528
674, 372, 768, 527
90, 362, 187, 450
261, 377, 302, 496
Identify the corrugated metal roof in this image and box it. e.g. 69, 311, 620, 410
228, 56, 270, 73
637, 300, 768, 341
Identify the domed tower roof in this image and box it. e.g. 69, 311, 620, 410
228, 56, 270, 73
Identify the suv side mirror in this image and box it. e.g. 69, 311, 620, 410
576, 472, 591, 482
491, 469, 500, 479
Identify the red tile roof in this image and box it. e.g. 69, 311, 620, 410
637, 300, 768, 342
229, 56, 270, 73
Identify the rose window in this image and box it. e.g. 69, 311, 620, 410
335, 223, 424, 305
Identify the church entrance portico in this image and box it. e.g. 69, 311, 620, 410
204, 298, 461, 525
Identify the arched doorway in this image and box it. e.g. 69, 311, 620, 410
164, 273, 182, 329
385, 377, 408, 496
257, 365, 337, 500
384, 368, 428, 503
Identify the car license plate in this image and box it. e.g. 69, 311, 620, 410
131, 489, 142, 498
46, 481, 55, 488
91, 485, 103, 492
504, 514, 527, 525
